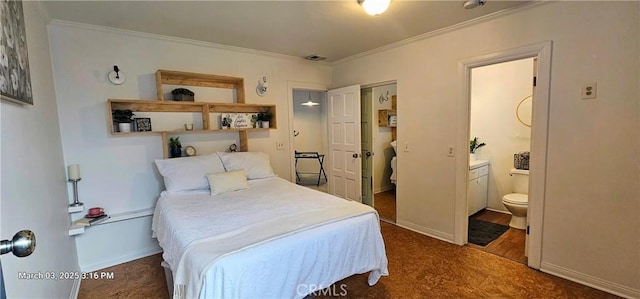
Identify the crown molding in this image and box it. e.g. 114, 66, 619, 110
47, 20, 331, 67
331, 1, 550, 66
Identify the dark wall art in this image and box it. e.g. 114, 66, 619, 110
1, 0, 33, 105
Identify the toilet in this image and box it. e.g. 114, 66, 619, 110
502, 169, 529, 230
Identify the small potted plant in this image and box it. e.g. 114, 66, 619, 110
112, 109, 135, 132
469, 137, 486, 161
171, 88, 194, 101
169, 137, 182, 158
257, 112, 272, 128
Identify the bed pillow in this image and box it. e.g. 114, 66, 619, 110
217, 151, 275, 180
207, 169, 249, 195
154, 153, 226, 192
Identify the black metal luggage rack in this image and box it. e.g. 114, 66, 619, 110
295, 151, 328, 186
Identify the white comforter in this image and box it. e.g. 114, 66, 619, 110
152, 177, 388, 299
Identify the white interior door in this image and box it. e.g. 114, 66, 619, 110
327, 85, 362, 201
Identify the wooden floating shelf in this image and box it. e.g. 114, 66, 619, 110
108, 70, 277, 158
109, 128, 271, 137
156, 70, 245, 102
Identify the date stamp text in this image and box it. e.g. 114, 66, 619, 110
18, 271, 114, 280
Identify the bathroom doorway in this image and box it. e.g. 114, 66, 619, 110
466, 58, 534, 264
361, 83, 397, 223
458, 41, 552, 269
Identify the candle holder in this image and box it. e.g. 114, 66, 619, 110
69, 178, 83, 207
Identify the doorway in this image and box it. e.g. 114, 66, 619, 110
458, 41, 552, 269
466, 57, 534, 264
288, 82, 399, 224
361, 83, 397, 223
291, 89, 329, 193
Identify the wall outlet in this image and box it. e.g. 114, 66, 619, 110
447, 145, 455, 157
276, 141, 285, 150
582, 82, 597, 99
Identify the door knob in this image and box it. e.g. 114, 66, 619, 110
352, 153, 359, 158
0, 230, 36, 257
365, 151, 373, 157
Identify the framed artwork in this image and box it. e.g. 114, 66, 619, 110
134, 118, 152, 132
388, 115, 397, 127
220, 113, 259, 129
1, 0, 33, 105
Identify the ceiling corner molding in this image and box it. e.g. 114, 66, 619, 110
28, 1, 52, 23
331, 1, 550, 66
47, 20, 330, 66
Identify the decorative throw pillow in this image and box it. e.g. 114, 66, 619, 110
217, 151, 275, 180
207, 169, 249, 196
154, 153, 225, 192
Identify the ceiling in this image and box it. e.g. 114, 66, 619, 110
43, 1, 530, 62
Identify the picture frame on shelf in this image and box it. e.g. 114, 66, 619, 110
220, 113, 259, 129
135, 118, 152, 132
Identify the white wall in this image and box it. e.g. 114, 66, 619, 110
332, 2, 639, 297
0, 2, 79, 297
372, 84, 396, 193
47, 22, 331, 270
292, 90, 327, 173
470, 58, 533, 211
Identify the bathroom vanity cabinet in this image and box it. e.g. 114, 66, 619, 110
468, 161, 489, 216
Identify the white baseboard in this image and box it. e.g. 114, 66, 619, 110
541, 262, 639, 299
395, 220, 454, 244
69, 277, 81, 299
80, 246, 162, 272
374, 185, 395, 194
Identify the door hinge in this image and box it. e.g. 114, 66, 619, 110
526, 225, 530, 235
533, 76, 537, 87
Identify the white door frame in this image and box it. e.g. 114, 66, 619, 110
456, 41, 552, 269
287, 81, 330, 184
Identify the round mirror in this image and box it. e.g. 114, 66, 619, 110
516, 95, 532, 127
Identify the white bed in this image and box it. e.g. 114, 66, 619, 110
152, 174, 388, 299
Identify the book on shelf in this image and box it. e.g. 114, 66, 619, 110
74, 214, 109, 227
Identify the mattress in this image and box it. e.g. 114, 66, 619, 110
152, 176, 388, 299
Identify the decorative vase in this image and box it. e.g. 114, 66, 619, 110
118, 122, 132, 132
261, 121, 270, 128
470, 153, 477, 161
170, 147, 182, 158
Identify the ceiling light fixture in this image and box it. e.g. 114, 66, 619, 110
301, 92, 319, 107
358, 0, 391, 16
463, 0, 485, 9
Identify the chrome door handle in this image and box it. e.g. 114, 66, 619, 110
1, 230, 36, 257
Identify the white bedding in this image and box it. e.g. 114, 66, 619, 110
152, 176, 388, 299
